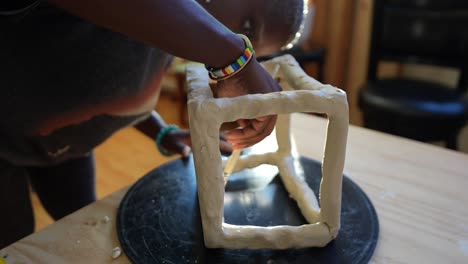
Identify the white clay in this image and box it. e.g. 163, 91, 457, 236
102, 215, 111, 224
186, 55, 348, 249
111, 247, 122, 259
223, 149, 241, 185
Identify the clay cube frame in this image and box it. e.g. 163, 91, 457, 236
186, 55, 348, 249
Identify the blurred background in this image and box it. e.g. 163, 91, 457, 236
163, 0, 468, 153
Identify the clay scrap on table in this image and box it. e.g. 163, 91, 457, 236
186, 55, 349, 249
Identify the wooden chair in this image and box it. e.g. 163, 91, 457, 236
358, 0, 468, 149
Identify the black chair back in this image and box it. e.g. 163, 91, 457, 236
368, 0, 468, 93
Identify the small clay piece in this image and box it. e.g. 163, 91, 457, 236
102, 216, 111, 224
112, 247, 122, 259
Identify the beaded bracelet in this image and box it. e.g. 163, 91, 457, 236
205, 34, 254, 81
155, 125, 179, 157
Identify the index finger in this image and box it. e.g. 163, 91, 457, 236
225, 115, 275, 140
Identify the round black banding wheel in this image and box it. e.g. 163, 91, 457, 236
117, 156, 379, 264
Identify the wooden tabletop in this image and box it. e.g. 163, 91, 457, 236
2, 114, 468, 263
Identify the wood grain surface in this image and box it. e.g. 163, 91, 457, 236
1, 114, 468, 263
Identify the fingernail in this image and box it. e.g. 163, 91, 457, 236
182, 146, 192, 157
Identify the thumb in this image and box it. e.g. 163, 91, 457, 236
172, 140, 192, 157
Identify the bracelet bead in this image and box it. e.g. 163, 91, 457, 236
155, 125, 179, 157
205, 34, 254, 81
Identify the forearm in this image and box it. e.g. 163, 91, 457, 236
47, 0, 244, 68
134, 111, 166, 140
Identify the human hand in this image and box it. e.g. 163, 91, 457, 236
212, 58, 281, 149
160, 129, 233, 157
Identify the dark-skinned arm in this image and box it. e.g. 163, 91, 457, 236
134, 111, 191, 157
135, 111, 233, 156
47, 0, 243, 68
47, 0, 282, 148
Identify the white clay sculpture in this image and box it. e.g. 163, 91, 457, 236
186, 55, 348, 249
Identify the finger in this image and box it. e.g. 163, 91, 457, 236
162, 131, 192, 157
219, 131, 227, 141
176, 130, 192, 147
225, 123, 261, 140
225, 115, 275, 140
220, 121, 239, 131
250, 116, 273, 133
219, 139, 234, 154
229, 116, 276, 148
220, 119, 249, 131
255, 115, 271, 122
173, 140, 192, 157
236, 119, 250, 128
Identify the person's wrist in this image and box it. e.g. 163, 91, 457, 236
209, 33, 245, 69
155, 124, 179, 157
206, 34, 254, 81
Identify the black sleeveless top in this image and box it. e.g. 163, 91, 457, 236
0, 2, 173, 166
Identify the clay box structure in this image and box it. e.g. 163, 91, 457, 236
186, 55, 348, 249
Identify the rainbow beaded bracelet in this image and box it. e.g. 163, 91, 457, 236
205, 34, 254, 81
